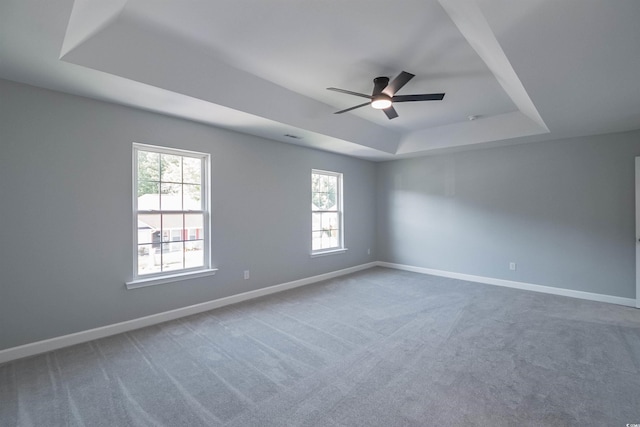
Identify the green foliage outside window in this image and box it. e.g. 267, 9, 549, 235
312, 173, 337, 211
137, 151, 201, 204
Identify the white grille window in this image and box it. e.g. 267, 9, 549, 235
311, 169, 344, 254
133, 143, 210, 280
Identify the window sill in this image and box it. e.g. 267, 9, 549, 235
310, 248, 348, 258
126, 268, 218, 290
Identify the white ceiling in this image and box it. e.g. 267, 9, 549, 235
1, 0, 639, 160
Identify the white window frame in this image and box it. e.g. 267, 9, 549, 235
127, 143, 216, 289
311, 169, 347, 257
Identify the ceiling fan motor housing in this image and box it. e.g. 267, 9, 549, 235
373, 77, 390, 95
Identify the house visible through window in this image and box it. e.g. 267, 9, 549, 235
133, 143, 210, 278
311, 169, 344, 253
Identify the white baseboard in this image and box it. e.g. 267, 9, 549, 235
0, 262, 376, 365
377, 261, 637, 307
3, 261, 633, 365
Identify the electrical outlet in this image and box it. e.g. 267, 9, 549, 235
509, 262, 517, 271
244, 270, 250, 280
367, 248, 371, 255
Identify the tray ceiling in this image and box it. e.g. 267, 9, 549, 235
1, 0, 639, 160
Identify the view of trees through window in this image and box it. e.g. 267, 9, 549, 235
312, 170, 342, 251
136, 148, 206, 275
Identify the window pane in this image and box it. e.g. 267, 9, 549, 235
137, 244, 154, 275
185, 214, 203, 240
183, 157, 201, 184
137, 182, 159, 210
170, 229, 182, 241
184, 184, 201, 210
312, 231, 323, 251
312, 212, 322, 232
160, 183, 182, 210
320, 232, 332, 249
139, 185, 157, 203
328, 231, 339, 249
161, 154, 182, 183
185, 240, 204, 268
162, 242, 184, 271
312, 190, 330, 210
321, 212, 338, 230
324, 191, 336, 210
137, 214, 160, 244
326, 175, 337, 191
325, 176, 337, 210
318, 175, 328, 192
162, 213, 184, 235
312, 188, 336, 211
312, 173, 323, 193
138, 151, 159, 182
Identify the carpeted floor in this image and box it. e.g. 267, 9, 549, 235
1, 267, 639, 426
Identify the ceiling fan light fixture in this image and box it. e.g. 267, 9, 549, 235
371, 94, 392, 110
328, 71, 445, 119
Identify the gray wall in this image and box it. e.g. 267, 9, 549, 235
3, 75, 639, 352
377, 130, 640, 299
0, 79, 376, 350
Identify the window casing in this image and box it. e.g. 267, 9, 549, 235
132, 143, 211, 281
311, 169, 344, 254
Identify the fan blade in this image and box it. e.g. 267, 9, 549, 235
392, 93, 445, 102
382, 71, 414, 96
327, 87, 372, 99
383, 106, 398, 120
334, 102, 370, 114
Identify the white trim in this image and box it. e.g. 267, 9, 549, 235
125, 268, 218, 289
310, 248, 348, 258
132, 142, 209, 159
0, 262, 376, 365
377, 261, 637, 307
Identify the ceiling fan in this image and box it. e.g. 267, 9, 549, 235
327, 71, 445, 120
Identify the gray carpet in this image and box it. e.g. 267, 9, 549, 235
1, 267, 639, 426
